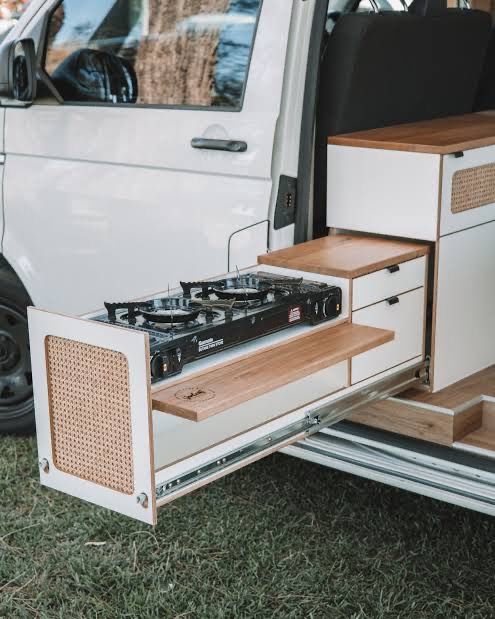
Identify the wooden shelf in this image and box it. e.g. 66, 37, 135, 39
328, 112, 495, 155
258, 235, 429, 280
153, 322, 394, 422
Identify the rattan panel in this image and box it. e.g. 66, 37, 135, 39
451, 163, 495, 214
45, 336, 134, 494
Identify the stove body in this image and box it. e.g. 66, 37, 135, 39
93, 272, 343, 382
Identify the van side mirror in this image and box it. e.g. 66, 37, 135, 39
9, 38, 37, 103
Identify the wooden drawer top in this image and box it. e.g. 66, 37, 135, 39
152, 322, 394, 422
328, 112, 495, 155
258, 235, 429, 280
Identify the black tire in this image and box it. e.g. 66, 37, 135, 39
0, 262, 35, 434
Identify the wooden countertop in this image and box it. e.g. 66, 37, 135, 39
153, 322, 394, 422
258, 235, 429, 280
328, 112, 495, 155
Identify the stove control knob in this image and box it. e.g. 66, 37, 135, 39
150, 353, 166, 380
324, 296, 340, 320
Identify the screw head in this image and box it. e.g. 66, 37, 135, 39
39, 459, 50, 474
136, 493, 149, 508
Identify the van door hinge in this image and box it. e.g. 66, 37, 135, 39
274, 175, 297, 230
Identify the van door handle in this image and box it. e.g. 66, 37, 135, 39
387, 296, 400, 306
191, 138, 248, 153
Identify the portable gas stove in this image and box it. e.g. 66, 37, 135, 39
94, 272, 342, 382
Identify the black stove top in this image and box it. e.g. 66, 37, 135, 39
94, 272, 342, 382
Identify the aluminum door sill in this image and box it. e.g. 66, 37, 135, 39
283, 430, 495, 516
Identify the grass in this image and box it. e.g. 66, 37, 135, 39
1, 437, 495, 618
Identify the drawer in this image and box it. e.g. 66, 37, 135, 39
352, 287, 425, 384
441, 146, 495, 237
352, 256, 426, 311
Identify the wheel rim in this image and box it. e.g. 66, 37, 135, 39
0, 302, 33, 420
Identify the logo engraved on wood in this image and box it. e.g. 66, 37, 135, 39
175, 386, 215, 402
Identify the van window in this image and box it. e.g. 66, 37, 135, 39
43, 0, 262, 109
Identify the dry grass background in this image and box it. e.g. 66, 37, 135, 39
135, 0, 230, 106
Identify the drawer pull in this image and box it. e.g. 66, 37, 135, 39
387, 296, 400, 306
387, 264, 400, 274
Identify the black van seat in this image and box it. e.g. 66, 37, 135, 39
320, 10, 491, 137
475, 28, 495, 112
313, 9, 491, 236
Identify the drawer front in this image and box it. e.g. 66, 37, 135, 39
352, 287, 425, 384
352, 256, 426, 311
441, 146, 495, 236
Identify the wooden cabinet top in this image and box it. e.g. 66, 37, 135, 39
328, 112, 495, 155
258, 235, 429, 280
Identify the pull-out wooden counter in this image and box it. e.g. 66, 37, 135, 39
30, 304, 406, 524
152, 322, 394, 422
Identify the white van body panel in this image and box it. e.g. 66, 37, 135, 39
0, 107, 4, 248
3, 0, 295, 314
3, 156, 273, 313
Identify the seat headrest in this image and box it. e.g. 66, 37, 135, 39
408, 0, 447, 15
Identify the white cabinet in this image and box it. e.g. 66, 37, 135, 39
351, 256, 427, 384
259, 234, 429, 386
433, 221, 495, 391
327, 145, 441, 241
328, 143, 495, 242
327, 114, 495, 391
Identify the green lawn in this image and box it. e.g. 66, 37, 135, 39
1, 436, 495, 618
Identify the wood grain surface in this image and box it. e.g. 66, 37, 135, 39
258, 235, 429, 280
153, 322, 394, 422
402, 365, 495, 409
328, 112, 495, 155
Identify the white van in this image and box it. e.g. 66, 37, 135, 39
1, 0, 495, 522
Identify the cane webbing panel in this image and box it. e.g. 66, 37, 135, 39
451, 163, 495, 214
45, 336, 134, 495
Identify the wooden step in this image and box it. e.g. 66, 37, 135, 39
402, 365, 495, 409
152, 322, 394, 422
455, 400, 495, 457
350, 398, 481, 446
351, 365, 495, 448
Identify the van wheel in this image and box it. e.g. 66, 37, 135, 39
0, 264, 34, 434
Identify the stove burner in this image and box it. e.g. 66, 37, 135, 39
182, 275, 305, 305
140, 298, 201, 324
